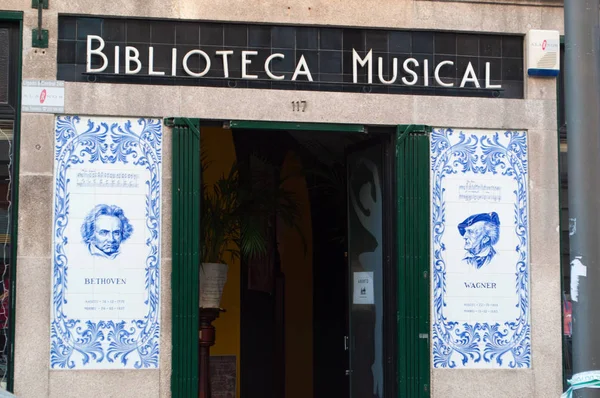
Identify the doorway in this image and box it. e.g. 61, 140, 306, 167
168, 118, 432, 398
199, 123, 395, 398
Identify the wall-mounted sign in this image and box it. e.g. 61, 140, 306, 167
57, 16, 525, 99
353, 271, 375, 305
51, 115, 162, 369
431, 128, 530, 369
84, 35, 500, 90
526, 29, 560, 77
210, 356, 237, 397
22, 80, 64, 113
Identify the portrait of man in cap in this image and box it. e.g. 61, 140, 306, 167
458, 212, 500, 269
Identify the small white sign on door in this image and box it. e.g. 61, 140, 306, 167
353, 271, 374, 304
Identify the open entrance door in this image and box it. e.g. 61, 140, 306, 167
168, 117, 201, 397
345, 125, 432, 398
395, 125, 431, 398
346, 137, 391, 398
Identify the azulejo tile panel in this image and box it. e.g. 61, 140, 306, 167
430, 128, 530, 369
51, 115, 162, 369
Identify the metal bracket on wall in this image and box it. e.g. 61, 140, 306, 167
31, 0, 48, 48
31, 0, 48, 8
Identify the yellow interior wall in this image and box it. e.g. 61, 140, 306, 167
279, 151, 314, 398
201, 126, 241, 397
200, 136, 313, 397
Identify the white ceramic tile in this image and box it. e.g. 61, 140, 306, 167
431, 127, 530, 369
51, 116, 162, 369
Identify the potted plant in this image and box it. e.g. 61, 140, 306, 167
199, 153, 304, 308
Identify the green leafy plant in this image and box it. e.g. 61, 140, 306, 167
201, 153, 305, 265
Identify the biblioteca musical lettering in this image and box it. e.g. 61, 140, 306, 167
86, 35, 502, 89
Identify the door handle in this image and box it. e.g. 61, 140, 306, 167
344, 335, 349, 351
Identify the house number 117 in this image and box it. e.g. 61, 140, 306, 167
292, 101, 307, 112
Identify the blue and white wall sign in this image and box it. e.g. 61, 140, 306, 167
51, 116, 162, 369
431, 128, 530, 369
526, 29, 560, 77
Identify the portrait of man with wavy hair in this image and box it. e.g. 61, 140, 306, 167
81, 204, 134, 260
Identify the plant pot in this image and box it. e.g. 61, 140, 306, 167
199, 263, 229, 308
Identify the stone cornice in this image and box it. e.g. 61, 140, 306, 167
419, 0, 563, 7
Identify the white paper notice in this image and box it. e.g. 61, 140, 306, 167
353, 272, 374, 304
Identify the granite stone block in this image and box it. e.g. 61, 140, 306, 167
14, 257, 51, 398
17, 175, 53, 258
19, 114, 55, 176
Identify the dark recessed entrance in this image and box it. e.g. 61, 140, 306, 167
230, 126, 391, 398
169, 119, 431, 398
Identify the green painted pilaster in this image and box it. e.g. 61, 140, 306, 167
167, 118, 201, 397
396, 124, 431, 398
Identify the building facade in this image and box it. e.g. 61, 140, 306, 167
0, 0, 564, 397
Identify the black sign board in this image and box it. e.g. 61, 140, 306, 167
210, 355, 236, 398
57, 16, 524, 98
